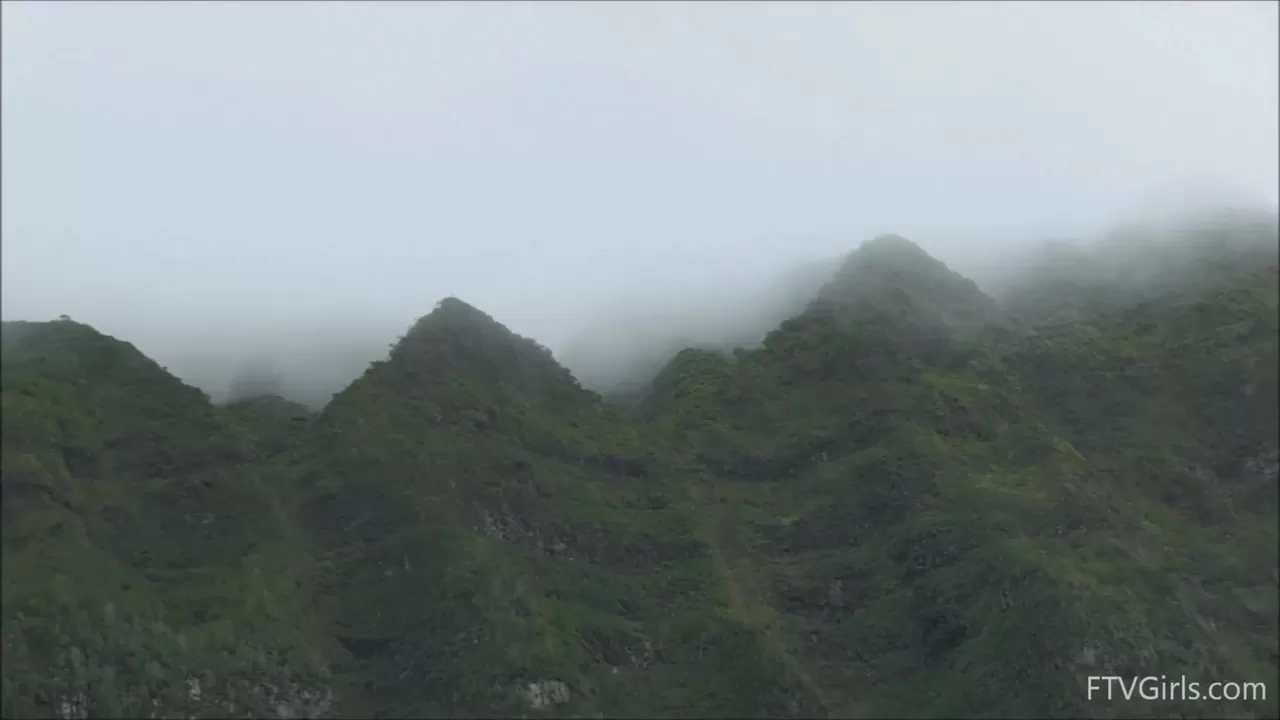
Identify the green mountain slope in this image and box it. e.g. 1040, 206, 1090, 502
2, 228, 1276, 718
222, 394, 314, 459
276, 298, 813, 717
998, 212, 1278, 325
637, 236, 1278, 718
1, 319, 332, 718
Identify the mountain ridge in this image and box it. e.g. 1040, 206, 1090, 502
3, 228, 1277, 718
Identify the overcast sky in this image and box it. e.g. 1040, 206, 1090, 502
2, 1, 1277, 391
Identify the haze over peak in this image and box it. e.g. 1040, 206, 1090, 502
2, 1, 1275, 405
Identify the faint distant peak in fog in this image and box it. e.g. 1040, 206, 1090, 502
227, 362, 287, 403
557, 252, 844, 394
557, 201, 1278, 395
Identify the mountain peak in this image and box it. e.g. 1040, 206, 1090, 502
400, 296, 503, 338
807, 234, 995, 329
838, 233, 956, 278
393, 296, 533, 361
429, 295, 492, 321
859, 233, 930, 256
373, 297, 578, 402
2, 317, 164, 379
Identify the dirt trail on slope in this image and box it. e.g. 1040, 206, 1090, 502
692, 478, 856, 718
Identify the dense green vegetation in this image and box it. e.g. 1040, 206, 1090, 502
3, 225, 1276, 718
1, 320, 331, 718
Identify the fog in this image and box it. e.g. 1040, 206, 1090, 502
3, 2, 1277, 404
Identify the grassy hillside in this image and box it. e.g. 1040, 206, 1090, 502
634, 236, 1278, 718
283, 297, 813, 717
2, 227, 1276, 718
1, 319, 332, 718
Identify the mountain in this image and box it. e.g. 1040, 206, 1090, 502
285, 297, 813, 716
2, 226, 1276, 718
636, 234, 1279, 717
222, 394, 314, 458
1, 318, 332, 718
996, 210, 1279, 325
808, 234, 997, 330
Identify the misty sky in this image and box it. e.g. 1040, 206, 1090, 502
3, 1, 1278, 391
